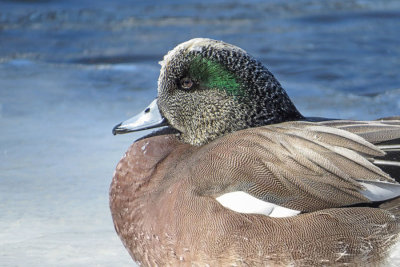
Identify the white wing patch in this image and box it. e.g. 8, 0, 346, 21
359, 180, 400, 202
216, 191, 301, 218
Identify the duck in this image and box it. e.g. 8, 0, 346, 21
110, 38, 400, 266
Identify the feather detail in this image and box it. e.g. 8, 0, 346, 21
188, 121, 400, 212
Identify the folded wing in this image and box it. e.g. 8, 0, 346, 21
191, 119, 400, 214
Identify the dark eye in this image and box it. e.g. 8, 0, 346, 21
180, 77, 193, 90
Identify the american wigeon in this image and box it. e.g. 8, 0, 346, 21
111, 38, 400, 266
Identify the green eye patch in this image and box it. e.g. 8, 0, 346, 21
188, 56, 243, 97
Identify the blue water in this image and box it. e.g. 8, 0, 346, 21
1, 0, 400, 266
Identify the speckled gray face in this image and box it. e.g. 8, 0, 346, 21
156, 38, 303, 145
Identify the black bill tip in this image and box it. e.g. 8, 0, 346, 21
112, 122, 122, 135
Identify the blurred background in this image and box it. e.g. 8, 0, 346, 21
1, 0, 399, 266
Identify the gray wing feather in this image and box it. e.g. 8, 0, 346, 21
193, 120, 400, 212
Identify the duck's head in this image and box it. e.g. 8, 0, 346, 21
113, 38, 303, 145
